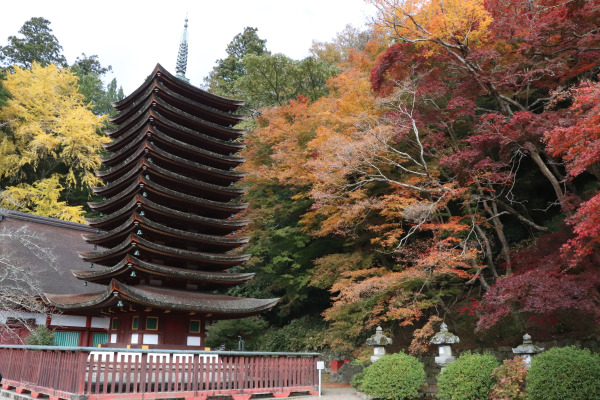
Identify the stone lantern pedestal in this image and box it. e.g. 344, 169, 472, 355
431, 322, 460, 371
366, 326, 392, 363
512, 333, 544, 369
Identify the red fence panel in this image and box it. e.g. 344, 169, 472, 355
0, 345, 320, 400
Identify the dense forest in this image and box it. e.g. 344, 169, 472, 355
1, 0, 600, 358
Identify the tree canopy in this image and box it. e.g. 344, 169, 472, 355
0, 63, 107, 222
71, 53, 124, 117
0, 17, 67, 68
231, 0, 600, 353
204, 27, 269, 98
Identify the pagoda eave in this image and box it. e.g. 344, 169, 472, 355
82, 215, 249, 249
71, 256, 255, 286
109, 80, 244, 127
79, 234, 251, 267
104, 111, 245, 158
92, 160, 245, 200
87, 178, 248, 215
45, 280, 278, 318
113, 64, 244, 112
85, 197, 250, 232
99, 144, 246, 183
107, 96, 244, 142
101, 126, 245, 167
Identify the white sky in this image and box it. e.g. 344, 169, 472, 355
1, 0, 377, 95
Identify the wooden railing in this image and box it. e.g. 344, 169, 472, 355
0, 345, 320, 400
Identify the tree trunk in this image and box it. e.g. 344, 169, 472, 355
525, 142, 572, 217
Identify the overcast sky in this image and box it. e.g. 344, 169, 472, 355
1, 1, 377, 95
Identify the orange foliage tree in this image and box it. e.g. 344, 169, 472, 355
241, 0, 600, 353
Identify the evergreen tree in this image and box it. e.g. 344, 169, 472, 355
71, 53, 124, 117
0, 17, 67, 68
204, 27, 268, 98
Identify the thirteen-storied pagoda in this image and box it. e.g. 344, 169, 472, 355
44, 19, 278, 349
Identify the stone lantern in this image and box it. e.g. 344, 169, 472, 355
512, 333, 544, 369
431, 322, 460, 370
366, 326, 392, 362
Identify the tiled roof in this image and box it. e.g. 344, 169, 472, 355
113, 64, 244, 111
110, 80, 243, 127
46, 280, 278, 318
0, 209, 104, 295
85, 196, 249, 232
83, 214, 248, 250
92, 159, 244, 201
79, 234, 251, 268
72, 255, 255, 286
102, 127, 243, 169
109, 94, 244, 142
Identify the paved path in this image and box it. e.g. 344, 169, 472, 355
290, 387, 362, 399
2, 387, 364, 400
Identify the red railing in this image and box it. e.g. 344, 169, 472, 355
0, 346, 319, 400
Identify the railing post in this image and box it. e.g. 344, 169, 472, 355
52, 351, 63, 389
191, 353, 199, 393
76, 351, 88, 395
140, 352, 149, 393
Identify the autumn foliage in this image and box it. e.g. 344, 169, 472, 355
237, 0, 600, 352
0, 63, 106, 222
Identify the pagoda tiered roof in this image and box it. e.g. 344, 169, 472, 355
71, 256, 254, 287
45, 63, 277, 317
113, 64, 244, 112
46, 280, 278, 319
85, 197, 249, 233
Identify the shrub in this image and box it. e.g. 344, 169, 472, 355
351, 370, 365, 391
527, 346, 600, 400
437, 352, 499, 400
25, 325, 54, 346
205, 316, 267, 350
256, 316, 326, 352
361, 353, 426, 400
489, 357, 527, 400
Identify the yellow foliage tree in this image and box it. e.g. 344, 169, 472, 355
0, 62, 107, 221
1, 175, 86, 223
371, 0, 493, 49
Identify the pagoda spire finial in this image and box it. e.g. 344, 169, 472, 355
175, 15, 190, 82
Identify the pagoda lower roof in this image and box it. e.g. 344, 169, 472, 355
85, 196, 249, 232
79, 234, 250, 268
110, 80, 244, 127
88, 177, 247, 216
101, 127, 244, 170
83, 214, 248, 250
45, 279, 278, 318
113, 64, 245, 113
92, 159, 245, 201
107, 96, 244, 142
72, 256, 254, 286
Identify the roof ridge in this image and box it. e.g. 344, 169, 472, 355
0, 208, 95, 232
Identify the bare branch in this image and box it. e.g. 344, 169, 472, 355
0, 225, 60, 342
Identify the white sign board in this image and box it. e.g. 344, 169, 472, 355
317, 361, 325, 370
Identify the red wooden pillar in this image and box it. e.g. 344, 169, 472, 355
80, 316, 92, 346
200, 319, 206, 348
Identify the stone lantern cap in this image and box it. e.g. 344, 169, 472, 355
513, 333, 544, 354
431, 322, 460, 345
366, 326, 392, 347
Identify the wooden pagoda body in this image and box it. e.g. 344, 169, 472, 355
45, 64, 277, 349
